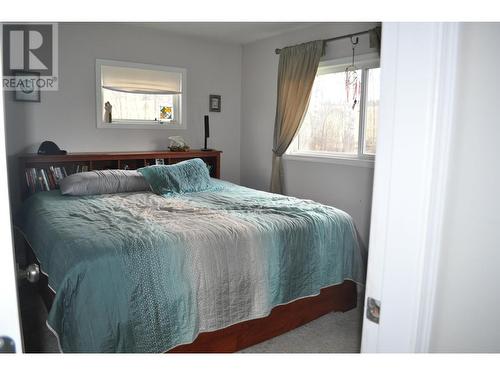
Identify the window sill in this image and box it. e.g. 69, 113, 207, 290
97, 121, 186, 130
283, 153, 375, 168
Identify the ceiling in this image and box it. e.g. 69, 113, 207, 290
134, 22, 321, 45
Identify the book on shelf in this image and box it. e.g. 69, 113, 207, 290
24, 165, 70, 193
75, 165, 89, 173
40, 169, 49, 191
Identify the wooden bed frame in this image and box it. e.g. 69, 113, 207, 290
168, 281, 356, 353
18, 151, 357, 353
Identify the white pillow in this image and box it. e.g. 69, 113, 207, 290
60, 170, 150, 196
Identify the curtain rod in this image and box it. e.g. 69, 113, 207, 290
274, 27, 379, 55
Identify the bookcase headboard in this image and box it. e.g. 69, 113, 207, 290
19, 150, 222, 200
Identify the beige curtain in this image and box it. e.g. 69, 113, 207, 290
270, 40, 325, 194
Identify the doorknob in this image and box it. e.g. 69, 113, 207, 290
0, 336, 16, 353
17, 263, 40, 283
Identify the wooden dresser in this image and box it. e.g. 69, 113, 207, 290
19, 150, 222, 199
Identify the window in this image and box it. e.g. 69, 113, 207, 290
96, 59, 186, 129
287, 58, 380, 163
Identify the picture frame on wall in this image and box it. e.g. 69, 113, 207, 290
14, 71, 41, 102
209, 94, 221, 112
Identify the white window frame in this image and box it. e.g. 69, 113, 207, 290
285, 52, 380, 168
95, 59, 187, 130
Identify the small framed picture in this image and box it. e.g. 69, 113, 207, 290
209, 94, 221, 112
14, 71, 41, 102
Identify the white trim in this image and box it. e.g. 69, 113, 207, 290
283, 153, 374, 168
0, 40, 23, 352
358, 68, 368, 157
98, 120, 181, 130
414, 22, 461, 353
360, 23, 399, 353
361, 23, 461, 353
95, 59, 187, 130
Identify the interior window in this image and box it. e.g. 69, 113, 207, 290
96, 60, 186, 129
288, 62, 380, 159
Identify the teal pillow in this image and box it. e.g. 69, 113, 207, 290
137, 158, 213, 195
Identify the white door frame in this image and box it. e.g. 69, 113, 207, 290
361, 22, 461, 352
0, 49, 23, 352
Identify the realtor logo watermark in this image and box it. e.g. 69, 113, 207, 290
2, 23, 58, 91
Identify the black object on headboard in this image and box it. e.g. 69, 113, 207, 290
37, 141, 67, 155
202, 115, 213, 151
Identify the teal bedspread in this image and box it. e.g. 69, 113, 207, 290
16, 179, 365, 353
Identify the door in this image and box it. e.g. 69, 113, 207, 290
0, 56, 23, 353
361, 23, 460, 352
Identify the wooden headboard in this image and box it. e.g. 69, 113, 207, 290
18, 150, 222, 200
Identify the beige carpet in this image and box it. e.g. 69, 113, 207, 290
241, 295, 364, 353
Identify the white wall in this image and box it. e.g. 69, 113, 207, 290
241, 23, 379, 246
430, 23, 500, 352
4, 23, 242, 206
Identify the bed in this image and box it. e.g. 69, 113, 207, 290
16, 176, 365, 353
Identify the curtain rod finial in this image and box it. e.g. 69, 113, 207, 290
275, 48, 281, 54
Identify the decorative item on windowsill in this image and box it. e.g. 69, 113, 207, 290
160, 105, 173, 121
345, 36, 360, 110
104, 101, 112, 123
168, 136, 190, 152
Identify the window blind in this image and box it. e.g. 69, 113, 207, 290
101, 65, 182, 95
